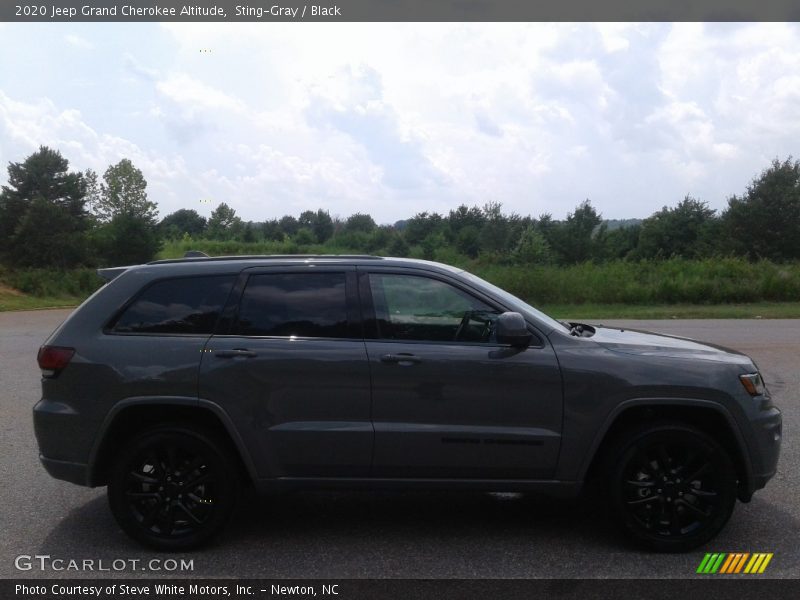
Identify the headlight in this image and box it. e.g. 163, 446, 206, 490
739, 372, 765, 396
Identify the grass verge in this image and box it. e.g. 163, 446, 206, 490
541, 302, 800, 320
3, 285, 800, 320
0, 292, 84, 312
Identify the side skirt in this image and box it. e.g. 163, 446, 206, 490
253, 477, 581, 497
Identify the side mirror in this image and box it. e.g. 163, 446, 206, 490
495, 312, 532, 348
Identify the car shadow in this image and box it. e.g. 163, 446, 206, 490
216, 488, 625, 577
228, 487, 612, 540
35, 490, 798, 578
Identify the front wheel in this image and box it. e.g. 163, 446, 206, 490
108, 425, 240, 551
606, 421, 738, 552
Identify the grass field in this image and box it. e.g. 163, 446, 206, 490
0, 269, 102, 312
4, 284, 800, 320
0, 283, 83, 312
541, 302, 800, 320
2, 253, 799, 318
158, 243, 800, 305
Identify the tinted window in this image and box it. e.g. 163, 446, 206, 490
112, 275, 235, 334
235, 273, 349, 338
369, 273, 499, 342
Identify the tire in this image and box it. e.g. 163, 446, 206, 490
604, 421, 737, 552
107, 425, 240, 551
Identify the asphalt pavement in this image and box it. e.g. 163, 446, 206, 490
1, 310, 797, 579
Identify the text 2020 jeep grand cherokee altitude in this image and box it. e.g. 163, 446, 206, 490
33, 255, 781, 551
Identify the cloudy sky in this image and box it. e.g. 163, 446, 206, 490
1, 22, 799, 224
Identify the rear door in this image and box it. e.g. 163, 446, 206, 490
199, 265, 373, 478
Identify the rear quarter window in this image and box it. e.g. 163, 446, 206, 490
110, 275, 235, 335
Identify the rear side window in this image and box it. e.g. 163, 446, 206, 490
111, 275, 235, 334
235, 272, 348, 338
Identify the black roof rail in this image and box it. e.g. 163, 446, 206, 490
147, 254, 385, 265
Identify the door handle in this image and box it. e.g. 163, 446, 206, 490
380, 353, 422, 365
215, 349, 257, 358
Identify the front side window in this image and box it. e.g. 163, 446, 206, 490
369, 273, 499, 342
111, 275, 235, 334
235, 272, 349, 338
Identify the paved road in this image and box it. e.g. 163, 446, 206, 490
1, 310, 797, 579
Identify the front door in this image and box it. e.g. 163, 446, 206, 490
362, 269, 563, 480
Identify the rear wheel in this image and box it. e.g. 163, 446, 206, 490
605, 421, 737, 552
107, 425, 239, 551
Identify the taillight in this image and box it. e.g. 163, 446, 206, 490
37, 345, 75, 378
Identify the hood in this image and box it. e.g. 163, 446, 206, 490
590, 325, 752, 365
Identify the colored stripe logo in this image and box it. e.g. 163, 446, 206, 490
697, 553, 773, 574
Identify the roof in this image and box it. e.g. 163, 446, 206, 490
147, 253, 384, 265
98, 253, 461, 282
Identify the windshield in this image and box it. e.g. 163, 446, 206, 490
458, 270, 565, 334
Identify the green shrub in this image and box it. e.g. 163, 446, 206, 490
7, 269, 103, 298
471, 258, 800, 306
104, 241, 800, 307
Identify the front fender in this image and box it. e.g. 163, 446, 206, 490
566, 397, 754, 499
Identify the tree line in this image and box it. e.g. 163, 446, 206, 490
0, 147, 159, 268
1, 146, 800, 270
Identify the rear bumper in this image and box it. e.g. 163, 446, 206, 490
39, 455, 91, 487
33, 398, 97, 486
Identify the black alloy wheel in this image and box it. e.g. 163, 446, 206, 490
607, 421, 737, 552
108, 425, 240, 551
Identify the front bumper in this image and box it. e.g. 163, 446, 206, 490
740, 406, 782, 501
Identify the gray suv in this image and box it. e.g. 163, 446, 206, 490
33, 255, 781, 551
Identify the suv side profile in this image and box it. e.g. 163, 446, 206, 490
34, 255, 781, 551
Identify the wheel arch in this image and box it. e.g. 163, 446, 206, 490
579, 399, 755, 502
88, 397, 258, 487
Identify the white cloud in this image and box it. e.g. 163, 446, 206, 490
123, 52, 159, 81
156, 74, 245, 113
0, 89, 189, 218
2, 23, 800, 222
652, 23, 800, 195
595, 23, 633, 53
64, 34, 93, 50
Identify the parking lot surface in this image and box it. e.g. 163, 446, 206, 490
1, 310, 797, 578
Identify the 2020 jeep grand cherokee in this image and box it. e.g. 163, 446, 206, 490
33, 255, 781, 551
